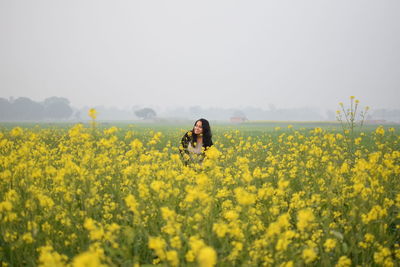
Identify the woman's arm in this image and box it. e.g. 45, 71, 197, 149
179, 131, 191, 156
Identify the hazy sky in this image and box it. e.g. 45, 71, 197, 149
1, 0, 399, 110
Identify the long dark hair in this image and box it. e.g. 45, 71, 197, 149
191, 118, 213, 148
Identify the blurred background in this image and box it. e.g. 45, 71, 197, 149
1, 0, 399, 122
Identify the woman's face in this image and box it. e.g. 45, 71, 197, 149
194, 120, 203, 135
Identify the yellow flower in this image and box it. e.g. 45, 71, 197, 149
374, 246, 393, 266
10, 127, 23, 137
335, 256, 351, 267
84, 218, 96, 231
375, 126, 385, 135
213, 222, 229, 238
148, 236, 167, 261
103, 126, 118, 135
361, 205, 387, 224
276, 230, 296, 251
223, 210, 239, 221
125, 194, 139, 214
234, 187, 256, 206
37, 194, 54, 209
0, 201, 12, 212
365, 233, 375, 243
354, 137, 362, 145
324, 238, 337, 252
161, 207, 176, 220
22, 232, 34, 244
297, 208, 315, 231
88, 108, 97, 120
197, 246, 217, 267
38, 245, 68, 267
302, 248, 317, 264
166, 250, 179, 267
205, 146, 222, 160
130, 139, 143, 151
170, 236, 182, 249
72, 251, 105, 267
83, 218, 104, 241
280, 261, 293, 267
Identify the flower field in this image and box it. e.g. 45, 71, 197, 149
0, 123, 399, 266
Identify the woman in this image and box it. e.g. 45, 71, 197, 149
179, 118, 213, 165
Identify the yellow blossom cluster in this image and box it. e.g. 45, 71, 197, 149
0, 123, 399, 266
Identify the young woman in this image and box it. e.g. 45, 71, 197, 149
179, 118, 213, 165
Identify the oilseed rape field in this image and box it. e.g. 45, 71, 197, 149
0, 122, 399, 266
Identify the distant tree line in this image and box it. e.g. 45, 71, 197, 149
161, 106, 327, 121
134, 108, 156, 120
0, 97, 73, 121
2, 96, 399, 122
368, 109, 400, 123
162, 106, 400, 122
73, 106, 157, 121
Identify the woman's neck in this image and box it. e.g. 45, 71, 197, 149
197, 135, 203, 144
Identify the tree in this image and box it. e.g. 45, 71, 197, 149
43, 97, 73, 120
11, 97, 45, 121
0, 98, 12, 121
134, 108, 156, 120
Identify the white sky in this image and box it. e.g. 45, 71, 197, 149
0, 0, 399, 110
